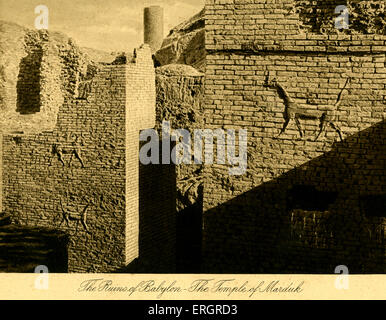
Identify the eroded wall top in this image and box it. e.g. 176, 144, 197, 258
0, 21, 94, 135
205, 0, 386, 52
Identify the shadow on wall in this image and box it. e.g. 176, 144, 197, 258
119, 141, 177, 273
176, 188, 203, 273
203, 120, 386, 274
16, 48, 43, 114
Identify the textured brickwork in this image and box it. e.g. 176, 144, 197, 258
294, 0, 385, 35
125, 46, 157, 265
3, 64, 127, 272
206, 0, 386, 51
0, 24, 170, 271
203, 0, 386, 273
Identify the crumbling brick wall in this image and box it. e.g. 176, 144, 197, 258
294, 0, 385, 34
0, 23, 91, 135
0, 23, 174, 272
203, 0, 385, 273
3, 63, 128, 272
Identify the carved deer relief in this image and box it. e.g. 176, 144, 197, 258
264, 72, 350, 141
59, 198, 91, 234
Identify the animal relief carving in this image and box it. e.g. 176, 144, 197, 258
50, 135, 85, 168
264, 72, 350, 141
51, 144, 65, 166
59, 199, 91, 234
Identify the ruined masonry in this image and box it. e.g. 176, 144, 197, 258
0, 21, 175, 271
203, 0, 386, 273
0, 0, 385, 273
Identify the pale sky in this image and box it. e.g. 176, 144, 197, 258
0, 0, 204, 52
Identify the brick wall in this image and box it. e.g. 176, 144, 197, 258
3, 63, 127, 272
203, 0, 386, 273
125, 46, 157, 265
0, 39, 172, 272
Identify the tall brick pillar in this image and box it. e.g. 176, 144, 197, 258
125, 44, 156, 264
144, 6, 164, 53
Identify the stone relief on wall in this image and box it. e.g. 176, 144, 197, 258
50, 133, 85, 168
58, 198, 91, 234
264, 72, 350, 141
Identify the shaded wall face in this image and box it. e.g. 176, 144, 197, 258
2, 65, 127, 272
120, 141, 177, 274
155, 68, 205, 272
16, 48, 42, 115
137, 143, 177, 273
0, 134, 2, 213
203, 0, 386, 273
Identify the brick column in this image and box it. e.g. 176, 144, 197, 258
125, 44, 155, 265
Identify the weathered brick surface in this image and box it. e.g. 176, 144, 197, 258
0, 31, 176, 272
203, 0, 386, 273
205, 0, 386, 51
3, 64, 127, 272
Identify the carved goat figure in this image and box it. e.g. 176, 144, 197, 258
59, 199, 90, 234
50, 140, 85, 168
264, 72, 350, 141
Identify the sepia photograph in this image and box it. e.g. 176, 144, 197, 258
0, 0, 384, 300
